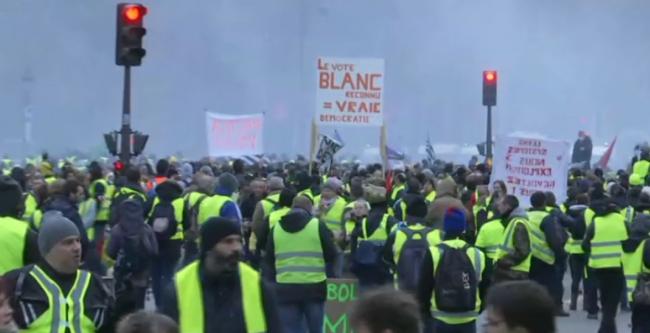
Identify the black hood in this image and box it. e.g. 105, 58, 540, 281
590, 198, 620, 217
278, 209, 313, 233
155, 181, 183, 201
630, 214, 650, 240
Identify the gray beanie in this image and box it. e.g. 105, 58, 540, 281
38, 211, 80, 257
268, 176, 285, 192
216, 172, 239, 194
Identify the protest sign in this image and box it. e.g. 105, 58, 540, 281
316, 57, 385, 127
492, 136, 570, 206
324, 279, 358, 333
205, 112, 263, 157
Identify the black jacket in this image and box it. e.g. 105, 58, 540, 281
350, 203, 397, 253
4, 261, 113, 333
43, 196, 90, 260
623, 213, 650, 254
160, 262, 282, 333
572, 136, 593, 164
566, 204, 588, 241
263, 208, 338, 303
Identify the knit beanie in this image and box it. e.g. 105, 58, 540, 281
200, 217, 241, 259
38, 211, 80, 257
406, 198, 428, 218
323, 178, 343, 192
443, 208, 466, 237
216, 172, 239, 194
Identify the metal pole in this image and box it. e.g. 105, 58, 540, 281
486, 105, 493, 160
120, 65, 132, 164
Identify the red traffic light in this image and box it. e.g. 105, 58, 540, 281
484, 70, 497, 83
122, 4, 146, 23
114, 160, 125, 171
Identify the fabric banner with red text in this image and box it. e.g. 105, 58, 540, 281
205, 112, 264, 157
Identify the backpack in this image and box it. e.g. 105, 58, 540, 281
396, 227, 433, 292
433, 243, 478, 313
109, 190, 144, 227
148, 200, 178, 242
633, 272, 650, 305
113, 199, 155, 279
183, 194, 208, 242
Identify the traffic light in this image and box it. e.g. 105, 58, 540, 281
113, 160, 125, 174
483, 70, 497, 106
103, 131, 119, 156
116, 3, 147, 66
131, 131, 149, 156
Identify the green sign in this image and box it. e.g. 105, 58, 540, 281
324, 279, 358, 333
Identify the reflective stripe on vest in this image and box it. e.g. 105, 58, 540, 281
588, 213, 627, 269
27, 266, 93, 333
0, 217, 28, 275
495, 218, 532, 273
527, 210, 555, 265
176, 261, 267, 333
273, 218, 326, 284
425, 191, 437, 204
429, 239, 484, 325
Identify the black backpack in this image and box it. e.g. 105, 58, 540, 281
113, 199, 155, 279
109, 190, 144, 227
396, 227, 433, 292
434, 243, 478, 313
148, 200, 178, 242
183, 194, 208, 242
353, 219, 386, 266
633, 272, 650, 305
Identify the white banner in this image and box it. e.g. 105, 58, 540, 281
492, 136, 570, 207
316, 57, 385, 127
205, 112, 264, 157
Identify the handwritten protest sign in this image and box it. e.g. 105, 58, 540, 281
324, 279, 358, 333
492, 136, 570, 206
316, 57, 385, 127
205, 112, 263, 157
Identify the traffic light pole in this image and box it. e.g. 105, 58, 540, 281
486, 105, 492, 160
119, 65, 132, 165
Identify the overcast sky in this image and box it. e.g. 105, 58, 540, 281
1, 0, 649, 163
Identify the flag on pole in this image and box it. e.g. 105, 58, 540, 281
386, 145, 405, 161
316, 134, 344, 174
333, 129, 345, 147
596, 136, 617, 170
425, 135, 436, 166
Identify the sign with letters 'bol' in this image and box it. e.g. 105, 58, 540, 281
491, 136, 570, 206
205, 112, 263, 157
316, 57, 385, 127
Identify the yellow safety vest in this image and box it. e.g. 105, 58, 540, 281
0, 216, 28, 274
633, 160, 650, 181
29, 209, 44, 231
23, 266, 95, 333
359, 214, 389, 244
429, 239, 485, 325
89, 179, 113, 221
475, 218, 505, 260
78, 198, 97, 240
527, 210, 556, 265
113, 186, 147, 203
622, 240, 649, 302
588, 213, 628, 269
343, 201, 357, 239
268, 207, 291, 229
148, 197, 185, 240
393, 225, 441, 265
22, 193, 38, 222
175, 261, 267, 333
390, 184, 405, 203
425, 191, 437, 204
495, 217, 532, 273
320, 197, 347, 234
298, 189, 321, 206
197, 194, 234, 225
261, 193, 280, 218
584, 208, 596, 227
273, 218, 326, 284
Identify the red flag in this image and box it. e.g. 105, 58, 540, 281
597, 136, 617, 170
385, 169, 394, 194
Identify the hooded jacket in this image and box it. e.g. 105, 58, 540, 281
494, 207, 531, 282
263, 209, 338, 303
566, 204, 588, 240
426, 178, 469, 229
